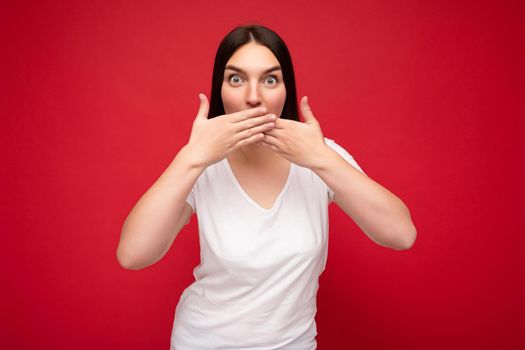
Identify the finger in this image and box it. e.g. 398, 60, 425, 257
231, 132, 266, 152
300, 96, 317, 124
233, 113, 277, 132
233, 121, 275, 144
261, 132, 279, 146
262, 128, 279, 137
261, 134, 279, 151
195, 93, 209, 119
275, 118, 286, 129
272, 117, 293, 129
228, 106, 268, 123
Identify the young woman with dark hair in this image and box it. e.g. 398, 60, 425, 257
207, 24, 299, 121
117, 23, 417, 349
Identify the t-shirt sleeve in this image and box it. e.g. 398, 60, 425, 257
186, 186, 196, 214
324, 137, 366, 203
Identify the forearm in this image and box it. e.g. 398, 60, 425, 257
117, 145, 205, 269
312, 146, 416, 250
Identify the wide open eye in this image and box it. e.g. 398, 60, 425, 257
265, 75, 279, 85
227, 74, 243, 85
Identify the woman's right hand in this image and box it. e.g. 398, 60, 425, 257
184, 93, 277, 168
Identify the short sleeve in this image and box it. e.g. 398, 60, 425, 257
185, 186, 196, 214
324, 137, 366, 203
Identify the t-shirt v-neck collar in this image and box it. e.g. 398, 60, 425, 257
224, 157, 295, 213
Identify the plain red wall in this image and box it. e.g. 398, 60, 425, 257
3, 0, 524, 349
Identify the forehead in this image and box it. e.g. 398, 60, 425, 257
225, 42, 280, 72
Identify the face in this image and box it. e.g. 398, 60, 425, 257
221, 42, 286, 118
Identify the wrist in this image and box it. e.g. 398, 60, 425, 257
175, 144, 208, 171
309, 144, 338, 173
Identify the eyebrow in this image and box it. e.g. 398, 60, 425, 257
224, 64, 282, 75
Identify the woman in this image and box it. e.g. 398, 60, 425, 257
117, 24, 417, 349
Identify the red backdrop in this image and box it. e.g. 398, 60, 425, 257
3, 0, 524, 349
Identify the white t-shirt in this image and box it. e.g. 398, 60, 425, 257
171, 137, 366, 349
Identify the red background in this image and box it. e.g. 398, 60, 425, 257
3, 0, 524, 349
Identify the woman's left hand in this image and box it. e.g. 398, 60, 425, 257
258, 96, 329, 169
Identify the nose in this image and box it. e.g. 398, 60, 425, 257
245, 80, 262, 108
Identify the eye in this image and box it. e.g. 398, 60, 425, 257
227, 74, 243, 85
265, 75, 279, 85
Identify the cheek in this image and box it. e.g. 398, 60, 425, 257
221, 84, 243, 113
264, 88, 287, 112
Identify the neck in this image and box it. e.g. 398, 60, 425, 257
228, 142, 282, 166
